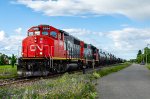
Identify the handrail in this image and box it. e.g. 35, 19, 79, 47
45, 45, 53, 69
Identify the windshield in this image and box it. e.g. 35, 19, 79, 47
42, 31, 48, 35
28, 32, 34, 36
35, 31, 40, 35
50, 31, 57, 38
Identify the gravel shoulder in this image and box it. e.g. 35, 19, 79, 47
97, 64, 150, 99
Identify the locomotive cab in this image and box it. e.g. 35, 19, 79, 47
22, 25, 64, 58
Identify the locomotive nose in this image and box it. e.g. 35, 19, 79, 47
22, 35, 53, 58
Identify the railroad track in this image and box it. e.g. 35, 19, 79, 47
0, 78, 30, 86
0, 77, 36, 87
0, 74, 62, 87
0, 66, 105, 87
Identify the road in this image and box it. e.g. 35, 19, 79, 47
97, 64, 150, 99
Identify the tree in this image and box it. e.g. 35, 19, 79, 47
137, 50, 142, 56
136, 50, 142, 63
130, 59, 136, 63
0, 54, 5, 65
144, 47, 150, 63
11, 54, 16, 68
136, 47, 150, 64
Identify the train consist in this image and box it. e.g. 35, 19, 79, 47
17, 25, 123, 76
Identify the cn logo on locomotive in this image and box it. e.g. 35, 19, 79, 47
30, 44, 44, 51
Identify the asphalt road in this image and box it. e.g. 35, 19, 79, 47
97, 64, 150, 99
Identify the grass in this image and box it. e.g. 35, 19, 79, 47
0, 63, 131, 99
0, 73, 97, 99
0, 65, 17, 79
96, 62, 131, 77
146, 64, 150, 70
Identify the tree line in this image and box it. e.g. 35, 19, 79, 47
0, 53, 16, 66
136, 47, 150, 63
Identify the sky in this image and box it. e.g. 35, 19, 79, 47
0, 0, 150, 60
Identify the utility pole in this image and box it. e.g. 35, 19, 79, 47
141, 49, 144, 63
146, 44, 150, 65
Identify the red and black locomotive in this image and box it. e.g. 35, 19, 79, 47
17, 25, 122, 76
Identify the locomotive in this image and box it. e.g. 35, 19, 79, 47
17, 24, 122, 76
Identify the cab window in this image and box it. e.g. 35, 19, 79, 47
50, 31, 57, 38
42, 31, 48, 35
28, 32, 34, 36
35, 31, 40, 35
59, 33, 63, 40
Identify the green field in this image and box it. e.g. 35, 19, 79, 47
0, 65, 17, 79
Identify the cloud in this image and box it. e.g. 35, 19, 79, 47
0, 28, 25, 56
64, 28, 104, 47
15, 27, 22, 34
107, 28, 150, 49
0, 31, 5, 41
106, 27, 150, 59
16, 0, 150, 20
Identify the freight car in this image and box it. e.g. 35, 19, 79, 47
17, 25, 122, 76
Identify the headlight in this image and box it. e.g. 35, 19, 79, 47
40, 52, 43, 55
